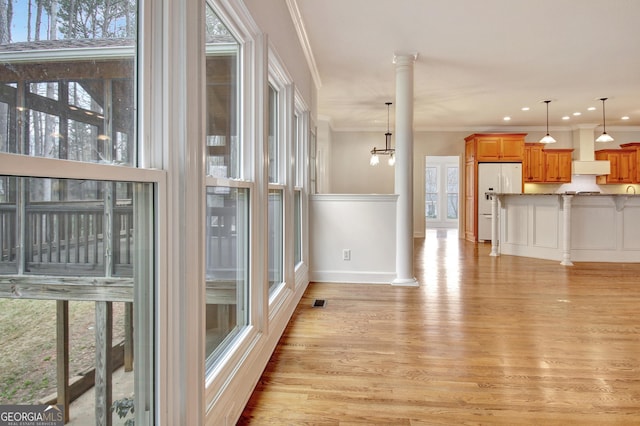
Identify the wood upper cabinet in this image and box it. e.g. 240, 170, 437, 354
523, 144, 572, 183
523, 143, 544, 182
595, 149, 637, 184
543, 149, 573, 183
620, 143, 640, 182
467, 133, 526, 162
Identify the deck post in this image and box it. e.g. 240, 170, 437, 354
56, 300, 70, 423
95, 301, 113, 426
124, 302, 134, 372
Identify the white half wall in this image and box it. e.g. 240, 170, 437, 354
310, 194, 397, 283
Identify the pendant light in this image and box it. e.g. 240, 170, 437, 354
595, 97, 614, 143
369, 102, 395, 166
539, 100, 556, 144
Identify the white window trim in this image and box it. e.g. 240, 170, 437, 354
200, 1, 271, 421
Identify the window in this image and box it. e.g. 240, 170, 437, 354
425, 156, 459, 229
0, 2, 155, 424
293, 99, 308, 268
267, 84, 284, 294
204, 6, 249, 368
446, 166, 459, 220
205, 7, 240, 179
268, 85, 280, 184
425, 166, 438, 219
1, 45, 135, 165
294, 190, 302, 265
205, 187, 248, 361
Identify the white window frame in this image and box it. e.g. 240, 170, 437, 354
266, 46, 293, 313
293, 92, 310, 281
199, 0, 268, 418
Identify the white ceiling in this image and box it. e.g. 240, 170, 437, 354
291, 0, 640, 133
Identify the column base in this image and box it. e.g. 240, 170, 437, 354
391, 277, 420, 287
560, 259, 574, 266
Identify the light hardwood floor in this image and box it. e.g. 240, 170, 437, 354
239, 230, 640, 425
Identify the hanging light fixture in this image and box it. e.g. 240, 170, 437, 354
370, 102, 395, 166
595, 97, 614, 143
539, 100, 556, 144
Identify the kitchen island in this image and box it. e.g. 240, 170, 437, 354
488, 193, 640, 264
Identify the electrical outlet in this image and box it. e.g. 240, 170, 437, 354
342, 249, 351, 261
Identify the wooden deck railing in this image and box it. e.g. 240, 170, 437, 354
0, 200, 240, 424
0, 201, 133, 276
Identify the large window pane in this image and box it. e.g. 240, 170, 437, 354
0, 176, 17, 273
268, 86, 279, 183
0, 177, 136, 281
0, 176, 152, 425
205, 7, 240, 179
205, 187, 249, 363
268, 189, 283, 293
425, 166, 438, 219
447, 166, 459, 219
294, 190, 302, 266
0, 2, 151, 423
0, 0, 136, 165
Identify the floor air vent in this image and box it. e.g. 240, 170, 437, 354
312, 299, 326, 308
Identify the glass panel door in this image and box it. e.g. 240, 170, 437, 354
425, 156, 459, 229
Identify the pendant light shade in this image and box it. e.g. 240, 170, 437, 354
369, 102, 395, 166
540, 100, 556, 144
595, 97, 614, 143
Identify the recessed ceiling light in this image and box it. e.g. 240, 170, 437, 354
573, 112, 581, 116
562, 116, 571, 120
503, 116, 511, 121
621, 116, 630, 120
587, 107, 596, 111
521, 107, 530, 111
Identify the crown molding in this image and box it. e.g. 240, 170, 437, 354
285, 0, 322, 90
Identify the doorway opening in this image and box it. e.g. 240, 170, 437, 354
425, 156, 460, 230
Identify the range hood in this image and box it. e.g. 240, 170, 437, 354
571, 126, 611, 175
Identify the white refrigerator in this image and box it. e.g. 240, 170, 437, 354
477, 163, 522, 241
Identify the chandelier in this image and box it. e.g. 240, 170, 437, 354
370, 102, 395, 166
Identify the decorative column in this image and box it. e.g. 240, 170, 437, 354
392, 53, 419, 287
490, 194, 499, 257
561, 194, 574, 266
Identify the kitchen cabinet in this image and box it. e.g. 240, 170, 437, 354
523, 144, 572, 183
523, 143, 544, 182
463, 133, 527, 242
620, 143, 640, 182
464, 161, 476, 242
595, 149, 637, 184
543, 149, 573, 183
467, 133, 526, 162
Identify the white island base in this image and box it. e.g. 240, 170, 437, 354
489, 193, 640, 264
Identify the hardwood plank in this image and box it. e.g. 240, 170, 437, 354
239, 230, 640, 424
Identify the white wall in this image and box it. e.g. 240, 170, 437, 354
328, 129, 467, 235
244, 0, 316, 109
331, 131, 395, 194
310, 194, 397, 283
323, 127, 640, 237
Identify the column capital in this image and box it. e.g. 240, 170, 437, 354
393, 52, 419, 64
